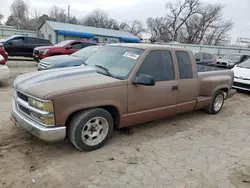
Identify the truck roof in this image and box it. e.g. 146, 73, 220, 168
108, 43, 189, 51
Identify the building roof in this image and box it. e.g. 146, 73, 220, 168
42, 21, 140, 42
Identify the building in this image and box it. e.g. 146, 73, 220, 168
38, 21, 140, 44
0, 25, 37, 40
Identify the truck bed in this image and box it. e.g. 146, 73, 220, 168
197, 64, 225, 72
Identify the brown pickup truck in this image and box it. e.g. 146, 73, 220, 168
11, 44, 236, 151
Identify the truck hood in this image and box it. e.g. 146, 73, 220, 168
232, 66, 250, 79
14, 66, 127, 99
41, 55, 86, 65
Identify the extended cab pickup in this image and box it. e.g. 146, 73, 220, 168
11, 44, 236, 151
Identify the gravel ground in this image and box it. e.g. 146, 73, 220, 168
0, 59, 250, 188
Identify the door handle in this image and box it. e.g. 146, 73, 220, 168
172, 85, 178, 91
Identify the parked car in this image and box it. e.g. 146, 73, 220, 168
11, 44, 236, 151
33, 40, 98, 62
232, 59, 250, 91
0, 35, 52, 57
193, 52, 216, 66
216, 54, 250, 69
0, 62, 10, 81
0, 43, 8, 65
37, 45, 102, 71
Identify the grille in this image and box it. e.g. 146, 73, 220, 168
222, 62, 227, 65
18, 104, 30, 115
17, 91, 28, 102
39, 61, 51, 68
233, 82, 250, 89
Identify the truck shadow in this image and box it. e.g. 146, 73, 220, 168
8, 57, 34, 62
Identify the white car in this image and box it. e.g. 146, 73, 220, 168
0, 64, 10, 81
232, 59, 250, 91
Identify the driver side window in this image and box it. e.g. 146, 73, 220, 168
10, 37, 24, 44
137, 50, 175, 82
71, 42, 82, 49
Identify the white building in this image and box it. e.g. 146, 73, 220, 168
38, 21, 140, 44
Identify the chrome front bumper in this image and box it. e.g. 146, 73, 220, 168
11, 99, 66, 142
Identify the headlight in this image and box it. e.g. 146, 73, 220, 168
28, 97, 54, 112
41, 49, 49, 55
30, 112, 55, 126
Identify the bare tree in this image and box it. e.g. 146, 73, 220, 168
147, 17, 172, 42
166, 0, 201, 41
120, 20, 145, 37
49, 5, 67, 23
7, 0, 29, 29
146, 0, 233, 45
81, 9, 119, 30
0, 13, 3, 24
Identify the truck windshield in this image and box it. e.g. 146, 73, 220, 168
237, 59, 250, 69
85, 46, 144, 79
71, 46, 101, 58
222, 54, 241, 61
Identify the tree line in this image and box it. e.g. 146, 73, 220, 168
0, 0, 233, 46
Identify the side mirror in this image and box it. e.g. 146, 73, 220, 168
8, 41, 12, 45
133, 74, 155, 86
196, 58, 201, 62
65, 46, 72, 49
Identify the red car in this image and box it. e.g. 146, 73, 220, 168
0, 43, 8, 65
33, 40, 98, 62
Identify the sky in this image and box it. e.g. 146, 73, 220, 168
1, 0, 250, 44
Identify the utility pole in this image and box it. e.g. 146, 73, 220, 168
68, 5, 70, 22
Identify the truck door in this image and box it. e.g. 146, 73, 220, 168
65, 42, 82, 54
203, 52, 212, 64
5, 36, 25, 56
126, 50, 178, 126
175, 50, 199, 114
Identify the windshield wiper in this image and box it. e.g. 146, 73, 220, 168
94, 64, 112, 76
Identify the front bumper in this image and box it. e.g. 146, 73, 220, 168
233, 78, 250, 91
11, 99, 66, 142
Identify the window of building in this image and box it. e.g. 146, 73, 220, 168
137, 50, 175, 82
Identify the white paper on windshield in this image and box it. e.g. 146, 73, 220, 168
123, 52, 139, 60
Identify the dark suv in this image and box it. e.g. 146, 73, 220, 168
0, 35, 52, 57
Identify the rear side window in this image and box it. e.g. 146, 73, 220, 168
137, 50, 174, 81
82, 42, 97, 48
176, 51, 193, 79
25, 37, 37, 44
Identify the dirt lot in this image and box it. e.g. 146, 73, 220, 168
0, 59, 250, 188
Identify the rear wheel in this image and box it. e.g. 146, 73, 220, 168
204, 90, 225, 114
68, 108, 113, 151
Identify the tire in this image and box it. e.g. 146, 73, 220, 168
204, 90, 225, 114
68, 108, 114, 151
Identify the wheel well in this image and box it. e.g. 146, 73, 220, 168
220, 88, 228, 93
65, 105, 120, 128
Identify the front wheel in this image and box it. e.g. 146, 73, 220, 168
68, 108, 114, 151
204, 90, 225, 114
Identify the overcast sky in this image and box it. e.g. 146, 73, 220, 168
1, 0, 250, 43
